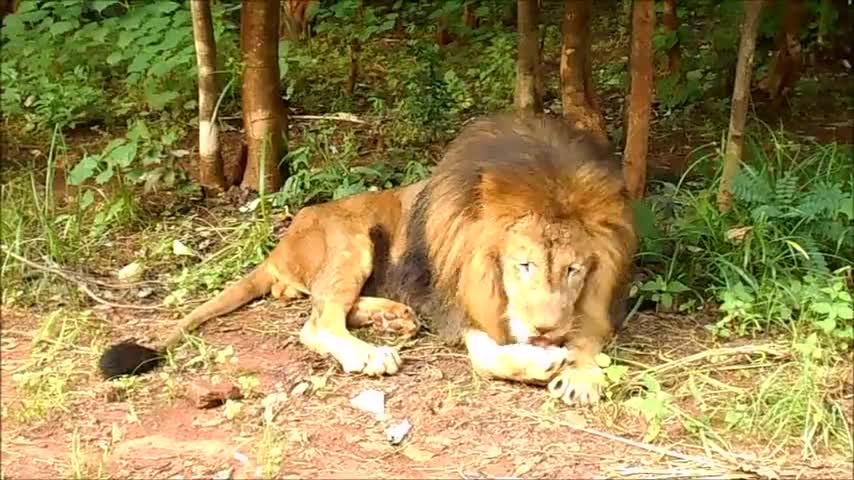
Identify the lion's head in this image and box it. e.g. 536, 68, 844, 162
423, 114, 636, 345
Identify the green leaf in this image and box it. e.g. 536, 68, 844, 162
156, 1, 180, 14
810, 302, 832, 315
67, 156, 99, 186
95, 166, 114, 185
106, 51, 124, 66
107, 143, 138, 168
815, 318, 836, 334
837, 305, 853, 320
148, 60, 176, 77
49, 20, 77, 36
90, 0, 120, 13
79, 190, 95, 210
145, 90, 178, 110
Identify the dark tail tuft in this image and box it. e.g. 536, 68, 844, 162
98, 341, 163, 379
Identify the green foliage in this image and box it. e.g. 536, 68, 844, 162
1, 0, 239, 131
624, 374, 674, 443
273, 129, 430, 210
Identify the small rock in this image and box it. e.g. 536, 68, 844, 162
118, 261, 144, 281
290, 381, 310, 397
212, 467, 233, 480
186, 380, 242, 409
402, 445, 435, 462
233, 451, 249, 464
261, 392, 288, 423
350, 389, 385, 418
136, 287, 154, 298
385, 419, 412, 445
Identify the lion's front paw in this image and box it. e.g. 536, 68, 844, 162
547, 365, 606, 406
521, 345, 569, 383
486, 344, 568, 384
300, 323, 402, 376
339, 343, 402, 376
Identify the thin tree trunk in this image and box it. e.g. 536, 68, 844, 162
817, 0, 832, 47
559, 0, 607, 142
240, 0, 286, 192
463, 1, 478, 29
759, 0, 805, 102
515, 0, 543, 114
717, 1, 764, 213
347, 38, 360, 95
280, 0, 316, 41
623, 0, 655, 200
662, 0, 681, 74
190, 0, 227, 193
346, 0, 363, 96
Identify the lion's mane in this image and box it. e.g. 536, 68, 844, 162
391, 114, 637, 344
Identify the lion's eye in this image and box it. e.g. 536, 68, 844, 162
517, 262, 534, 276
566, 264, 581, 278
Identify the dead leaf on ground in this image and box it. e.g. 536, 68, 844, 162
402, 445, 436, 462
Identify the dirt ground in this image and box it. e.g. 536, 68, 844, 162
2, 296, 851, 479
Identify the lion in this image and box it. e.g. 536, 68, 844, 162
98, 113, 637, 406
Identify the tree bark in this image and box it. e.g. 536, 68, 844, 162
280, 0, 316, 41
622, 0, 655, 200
559, 0, 607, 142
662, 0, 681, 75
759, 0, 805, 102
463, 1, 478, 29
190, 0, 227, 193
240, 0, 286, 193
717, 1, 764, 213
515, 0, 543, 114
817, 0, 832, 47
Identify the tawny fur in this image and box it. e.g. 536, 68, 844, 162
98, 113, 636, 388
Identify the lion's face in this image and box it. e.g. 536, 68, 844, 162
498, 217, 593, 343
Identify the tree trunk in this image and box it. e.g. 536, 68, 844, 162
190, 0, 228, 193
717, 1, 764, 213
436, 13, 452, 46
817, 0, 832, 47
463, 1, 478, 29
662, 0, 681, 74
346, 0, 364, 96
280, 0, 316, 41
759, 0, 805, 102
559, 0, 607, 142
347, 37, 361, 95
240, 0, 286, 193
622, 0, 655, 200
515, 0, 543, 114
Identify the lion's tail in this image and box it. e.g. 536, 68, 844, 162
97, 262, 275, 379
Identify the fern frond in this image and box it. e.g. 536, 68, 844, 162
731, 167, 772, 206
774, 171, 800, 208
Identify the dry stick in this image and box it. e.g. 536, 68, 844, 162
289, 114, 367, 124
1, 248, 165, 311
639, 343, 788, 378
518, 411, 765, 477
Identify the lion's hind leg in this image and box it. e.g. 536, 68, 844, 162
298, 233, 403, 376
346, 297, 420, 339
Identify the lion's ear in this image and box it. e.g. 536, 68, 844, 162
457, 243, 508, 344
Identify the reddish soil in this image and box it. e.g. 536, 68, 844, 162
2, 301, 850, 479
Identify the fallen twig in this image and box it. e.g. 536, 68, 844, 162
1, 247, 165, 311
289, 113, 367, 124
640, 344, 790, 378
516, 411, 782, 479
